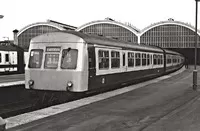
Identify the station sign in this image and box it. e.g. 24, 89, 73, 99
46, 47, 61, 52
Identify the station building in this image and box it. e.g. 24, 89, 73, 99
76, 18, 140, 44
14, 20, 77, 51
139, 18, 200, 64
13, 18, 200, 64
76, 18, 200, 64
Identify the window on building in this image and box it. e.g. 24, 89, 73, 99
111, 51, 120, 68
61, 49, 78, 69
98, 50, 109, 70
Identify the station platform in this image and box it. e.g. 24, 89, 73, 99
0, 74, 24, 88
5, 67, 200, 131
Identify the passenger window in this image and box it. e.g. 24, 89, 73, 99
135, 53, 141, 66
128, 52, 134, 67
61, 49, 78, 69
153, 55, 157, 65
147, 54, 150, 65
157, 55, 161, 65
0, 53, 2, 63
28, 49, 43, 68
111, 51, 120, 68
123, 53, 125, 66
142, 53, 146, 66
44, 54, 59, 69
98, 50, 109, 70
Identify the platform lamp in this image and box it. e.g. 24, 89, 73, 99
193, 0, 200, 90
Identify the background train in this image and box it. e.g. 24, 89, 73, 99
25, 31, 184, 94
0, 41, 25, 75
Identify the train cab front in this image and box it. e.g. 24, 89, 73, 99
25, 44, 88, 93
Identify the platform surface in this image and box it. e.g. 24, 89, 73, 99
0, 74, 24, 87
6, 67, 200, 131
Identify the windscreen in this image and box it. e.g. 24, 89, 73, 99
28, 49, 43, 68
61, 49, 78, 69
44, 54, 59, 69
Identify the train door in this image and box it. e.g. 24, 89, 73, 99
121, 51, 127, 72
87, 46, 96, 90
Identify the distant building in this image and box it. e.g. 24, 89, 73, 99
140, 19, 200, 48
76, 18, 140, 44
140, 19, 200, 64
13, 18, 200, 64
14, 20, 77, 51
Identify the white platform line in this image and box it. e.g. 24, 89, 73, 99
5, 68, 185, 129
0, 81, 25, 88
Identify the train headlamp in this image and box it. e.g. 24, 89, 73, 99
28, 80, 34, 87
66, 81, 73, 91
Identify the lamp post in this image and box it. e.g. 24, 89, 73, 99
193, 0, 200, 90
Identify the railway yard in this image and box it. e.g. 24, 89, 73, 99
0, 66, 199, 131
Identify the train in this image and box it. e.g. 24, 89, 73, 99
25, 30, 184, 96
0, 41, 25, 75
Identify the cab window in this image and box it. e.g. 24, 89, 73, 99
61, 49, 78, 69
28, 49, 43, 68
44, 54, 59, 69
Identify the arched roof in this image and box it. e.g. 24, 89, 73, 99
17, 20, 77, 37
76, 19, 140, 35
140, 19, 200, 36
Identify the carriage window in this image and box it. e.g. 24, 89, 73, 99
0, 53, 2, 63
98, 50, 109, 70
167, 55, 172, 64
160, 55, 163, 65
128, 52, 134, 67
135, 53, 141, 66
61, 49, 78, 69
28, 49, 43, 68
147, 54, 150, 65
153, 54, 157, 65
111, 51, 120, 68
44, 54, 59, 69
157, 55, 161, 65
142, 53, 146, 66
123, 53, 126, 66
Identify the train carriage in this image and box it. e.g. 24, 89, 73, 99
0, 42, 24, 75
25, 31, 184, 93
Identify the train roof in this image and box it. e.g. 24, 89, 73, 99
164, 49, 182, 55
31, 31, 164, 52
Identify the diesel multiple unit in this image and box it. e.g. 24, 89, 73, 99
25, 31, 184, 93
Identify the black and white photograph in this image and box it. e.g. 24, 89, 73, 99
0, 0, 200, 130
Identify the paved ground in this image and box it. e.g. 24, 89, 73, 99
7, 67, 200, 131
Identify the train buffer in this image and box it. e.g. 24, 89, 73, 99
5, 66, 200, 131
0, 117, 5, 131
